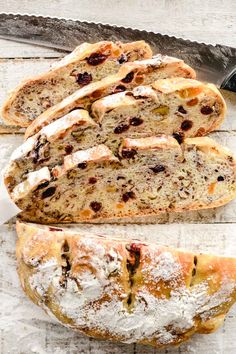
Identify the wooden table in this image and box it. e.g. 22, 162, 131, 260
0, 1, 236, 353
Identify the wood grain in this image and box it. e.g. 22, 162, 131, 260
0, 1, 236, 353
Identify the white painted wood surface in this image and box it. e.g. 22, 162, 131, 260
1, 1, 236, 353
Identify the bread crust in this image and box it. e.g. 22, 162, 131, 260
2, 41, 152, 127
16, 220, 236, 347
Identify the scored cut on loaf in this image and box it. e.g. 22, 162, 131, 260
16, 220, 236, 348
24, 55, 196, 139
1, 40, 152, 127
8, 135, 236, 223
5, 78, 225, 193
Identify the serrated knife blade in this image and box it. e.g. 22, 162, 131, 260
0, 13, 235, 92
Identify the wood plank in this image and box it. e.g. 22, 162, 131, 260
1, 223, 236, 353
0, 38, 65, 59
1, 131, 236, 224
0, 60, 235, 131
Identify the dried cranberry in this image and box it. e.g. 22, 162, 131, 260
36, 180, 49, 190
78, 162, 87, 169
42, 186, 56, 199
173, 132, 184, 144
87, 53, 108, 66
150, 165, 165, 173
181, 120, 193, 131
49, 227, 63, 232
130, 117, 143, 126
65, 145, 73, 154
122, 191, 135, 202
201, 106, 213, 115
178, 106, 187, 114
118, 54, 127, 64
114, 124, 129, 134
121, 72, 134, 83
76, 72, 92, 86
121, 149, 137, 159
129, 243, 142, 253
113, 85, 126, 93
90, 201, 102, 212
89, 177, 97, 184
217, 176, 224, 181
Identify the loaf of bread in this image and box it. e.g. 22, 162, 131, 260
24, 55, 196, 138
8, 135, 236, 223
1, 41, 152, 127
16, 221, 236, 348
4, 78, 226, 194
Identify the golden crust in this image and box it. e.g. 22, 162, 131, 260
16, 221, 236, 348
2, 41, 153, 127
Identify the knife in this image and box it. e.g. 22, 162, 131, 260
0, 13, 235, 92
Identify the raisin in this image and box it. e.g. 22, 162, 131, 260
113, 85, 126, 93
173, 132, 184, 144
150, 165, 165, 173
87, 53, 108, 66
130, 117, 143, 126
36, 180, 49, 190
121, 71, 134, 83
114, 124, 129, 134
89, 177, 97, 184
49, 227, 63, 232
42, 186, 56, 199
90, 201, 102, 212
78, 162, 87, 169
121, 149, 137, 159
217, 176, 224, 181
181, 120, 193, 131
178, 106, 187, 114
117, 176, 125, 180
122, 191, 136, 202
76, 72, 92, 86
201, 105, 213, 115
118, 54, 127, 64
65, 145, 73, 154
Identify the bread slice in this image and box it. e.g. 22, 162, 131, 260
1, 41, 152, 127
4, 109, 98, 192
92, 78, 226, 149
16, 220, 236, 348
24, 55, 196, 138
5, 78, 225, 193
9, 135, 236, 223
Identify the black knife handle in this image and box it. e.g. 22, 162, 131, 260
221, 68, 236, 92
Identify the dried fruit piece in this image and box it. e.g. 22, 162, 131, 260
76, 72, 92, 86
187, 98, 199, 106
130, 117, 144, 126
113, 85, 126, 93
114, 124, 129, 134
181, 120, 193, 131
173, 132, 184, 144
122, 72, 134, 83
178, 87, 202, 98
118, 54, 127, 64
150, 165, 166, 173
87, 53, 108, 66
122, 191, 136, 202
121, 149, 137, 159
65, 145, 73, 155
42, 186, 56, 199
217, 176, 224, 181
78, 162, 87, 169
88, 177, 97, 184
178, 106, 187, 114
90, 201, 102, 212
201, 106, 213, 115
152, 105, 169, 116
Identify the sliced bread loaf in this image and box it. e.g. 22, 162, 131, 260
5, 78, 225, 194
9, 136, 236, 223
16, 220, 236, 347
24, 55, 196, 138
1, 41, 152, 127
